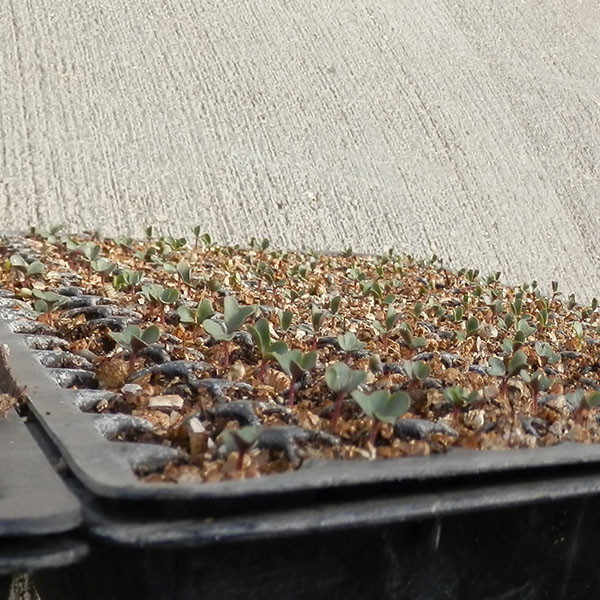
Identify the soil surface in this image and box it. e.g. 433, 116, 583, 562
2, 231, 600, 484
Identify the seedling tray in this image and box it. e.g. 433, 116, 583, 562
4, 233, 600, 599
4, 307, 600, 510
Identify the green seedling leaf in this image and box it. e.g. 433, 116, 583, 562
277, 309, 293, 331
443, 386, 479, 407
368, 353, 383, 373
91, 258, 116, 274
81, 242, 101, 262
585, 392, 600, 409
26, 261, 46, 276
465, 317, 479, 337
219, 426, 262, 456
403, 360, 431, 381
398, 322, 426, 350
158, 287, 179, 305
273, 349, 317, 380
572, 321, 584, 341
534, 342, 560, 365
311, 304, 326, 333
488, 357, 506, 377
330, 296, 341, 314
325, 362, 366, 395
223, 296, 255, 333
248, 318, 288, 360
177, 299, 214, 326
9, 254, 28, 269
202, 318, 235, 342
337, 332, 366, 354
507, 350, 528, 377
351, 389, 411, 424
516, 318, 536, 338
520, 369, 553, 392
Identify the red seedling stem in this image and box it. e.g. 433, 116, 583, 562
258, 360, 268, 379
369, 420, 381, 446
288, 377, 297, 407
222, 342, 230, 368
236, 450, 246, 471
128, 351, 137, 376
330, 392, 345, 432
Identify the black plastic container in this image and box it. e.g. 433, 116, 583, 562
0, 409, 86, 599
3, 304, 600, 598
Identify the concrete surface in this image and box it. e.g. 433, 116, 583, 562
1, 1, 599, 299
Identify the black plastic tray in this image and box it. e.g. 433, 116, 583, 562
0, 409, 85, 598
0, 409, 81, 536
4, 314, 600, 508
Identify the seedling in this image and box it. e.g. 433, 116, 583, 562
109, 325, 161, 374
80, 242, 101, 277
253, 261, 276, 291
536, 306, 550, 328
202, 296, 256, 367
31, 223, 65, 243
272, 349, 317, 406
488, 349, 528, 398
520, 370, 553, 413
403, 360, 431, 388
299, 305, 328, 350
141, 284, 180, 323
277, 309, 293, 331
443, 386, 480, 424
413, 301, 424, 319
325, 362, 367, 431
177, 299, 215, 341
161, 236, 187, 252
249, 237, 270, 259
7, 254, 46, 281
516, 318, 536, 338
457, 316, 479, 341
90, 257, 116, 285
497, 312, 515, 331
452, 306, 464, 323
572, 321, 585, 349
329, 295, 342, 317
501, 331, 526, 354
510, 295, 523, 318
29, 290, 68, 322
372, 304, 402, 351
347, 267, 366, 290
368, 353, 383, 374
351, 389, 411, 445
248, 318, 289, 378
397, 322, 426, 356
361, 280, 389, 303
337, 332, 366, 361
112, 269, 144, 300
534, 342, 560, 366
218, 426, 262, 470
485, 271, 502, 285
566, 390, 600, 425
191, 226, 202, 249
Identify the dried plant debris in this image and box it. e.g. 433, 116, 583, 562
0, 393, 19, 418
1, 228, 600, 484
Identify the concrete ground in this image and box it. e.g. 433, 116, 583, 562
1, 1, 599, 301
